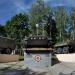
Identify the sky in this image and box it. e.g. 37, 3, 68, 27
0, 0, 75, 25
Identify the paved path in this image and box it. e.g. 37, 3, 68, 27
0, 62, 52, 75
49, 54, 75, 75
56, 54, 75, 63
0, 54, 75, 75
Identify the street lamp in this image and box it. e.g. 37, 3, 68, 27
36, 24, 39, 36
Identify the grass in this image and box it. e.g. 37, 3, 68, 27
19, 56, 24, 61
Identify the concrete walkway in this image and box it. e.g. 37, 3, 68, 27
49, 54, 75, 75
0, 54, 75, 75
56, 54, 75, 63
0, 61, 52, 75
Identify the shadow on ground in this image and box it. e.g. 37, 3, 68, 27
51, 54, 60, 66
0, 67, 47, 75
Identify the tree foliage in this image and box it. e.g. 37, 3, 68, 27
71, 8, 75, 40
0, 25, 7, 37
55, 6, 68, 42
44, 13, 57, 44
5, 13, 30, 49
29, 0, 51, 35
1, 0, 75, 47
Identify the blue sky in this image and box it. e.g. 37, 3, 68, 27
0, 0, 75, 25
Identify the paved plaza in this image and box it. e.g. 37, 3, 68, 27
0, 62, 51, 75
0, 54, 75, 75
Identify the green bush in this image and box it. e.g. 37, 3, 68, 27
19, 56, 24, 61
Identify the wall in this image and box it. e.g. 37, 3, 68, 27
0, 54, 19, 63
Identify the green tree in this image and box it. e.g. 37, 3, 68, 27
55, 6, 68, 42
0, 25, 7, 37
5, 13, 30, 50
29, 0, 51, 35
63, 16, 72, 41
43, 13, 57, 44
71, 8, 75, 40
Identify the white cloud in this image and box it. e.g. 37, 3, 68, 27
11, 0, 75, 13
12, 0, 30, 13
66, 0, 75, 7
52, 3, 66, 7
44, 0, 75, 7
43, 0, 50, 2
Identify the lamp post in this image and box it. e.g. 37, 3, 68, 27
36, 24, 39, 36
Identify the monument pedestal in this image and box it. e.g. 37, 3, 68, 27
24, 52, 51, 71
